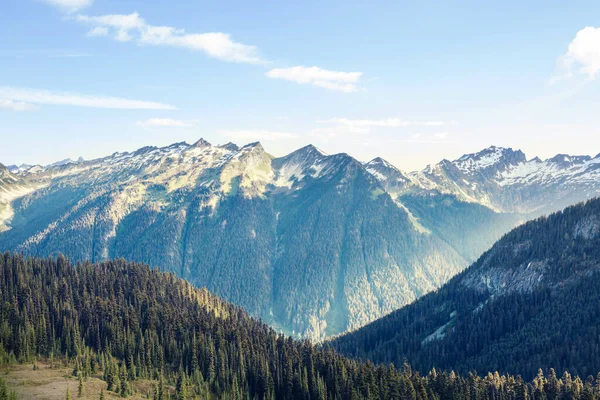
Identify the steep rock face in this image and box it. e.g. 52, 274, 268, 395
331, 198, 600, 379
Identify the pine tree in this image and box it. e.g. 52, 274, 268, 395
119, 362, 131, 397
176, 370, 188, 400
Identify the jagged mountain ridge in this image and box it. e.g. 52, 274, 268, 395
399, 146, 600, 215
1, 140, 598, 340
331, 198, 600, 379
0, 139, 516, 341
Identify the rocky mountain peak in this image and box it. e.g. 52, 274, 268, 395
192, 138, 212, 148
133, 146, 159, 156
218, 142, 240, 152
366, 157, 392, 168
365, 157, 409, 184
453, 146, 526, 174
547, 154, 592, 167
277, 144, 326, 165
242, 141, 263, 149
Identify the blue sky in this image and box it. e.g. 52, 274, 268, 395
1, 0, 600, 170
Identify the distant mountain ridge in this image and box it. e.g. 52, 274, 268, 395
404, 146, 600, 214
0, 140, 598, 340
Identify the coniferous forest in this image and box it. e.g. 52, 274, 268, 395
331, 198, 600, 383
2, 252, 600, 399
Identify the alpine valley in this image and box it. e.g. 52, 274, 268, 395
1, 140, 599, 341
331, 197, 600, 380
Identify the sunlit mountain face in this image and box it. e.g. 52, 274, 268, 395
2, 140, 599, 340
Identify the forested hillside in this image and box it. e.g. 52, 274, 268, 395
4, 253, 600, 399
3, 141, 599, 340
331, 198, 600, 381
0, 141, 516, 340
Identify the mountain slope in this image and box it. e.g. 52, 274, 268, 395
6, 253, 600, 400
0, 252, 438, 399
2, 141, 598, 340
331, 198, 600, 379
0, 163, 41, 232
0, 141, 479, 340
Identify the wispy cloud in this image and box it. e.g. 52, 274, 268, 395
551, 26, 600, 83
0, 99, 37, 112
220, 130, 297, 141
137, 118, 191, 127
76, 12, 264, 64
0, 86, 176, 110
266, 66, 362, 92
319, 118, 457, 130
41, 0, 93, 13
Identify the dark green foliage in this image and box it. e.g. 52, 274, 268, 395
331, 198, 600, 380
3, 252, 600, 398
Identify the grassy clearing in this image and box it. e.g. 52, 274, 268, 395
1, 362, 158, 399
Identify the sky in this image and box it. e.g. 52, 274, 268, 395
1, 0, 600, 171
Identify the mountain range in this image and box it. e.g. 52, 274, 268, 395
331, 198, 600, 380
1, 140, 599, 340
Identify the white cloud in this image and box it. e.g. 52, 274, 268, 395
41, 0, 93, 12
266, 66, 362, 92
137, 118, 191, 127
76, 12, 263, 64
87, 26, 108, 37
553, 26, 600, 82
319, 118, 457, 128
220, 130, 297, 141
0, 86, 176, 110
0, 99, 37, 111
433, 132, 448, 139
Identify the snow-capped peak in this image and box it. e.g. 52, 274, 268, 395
363, 157, 414, 194
453, 146, 526, 174
366, 157, 397, 170
547, 154, 591, 167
